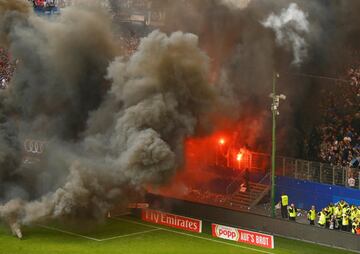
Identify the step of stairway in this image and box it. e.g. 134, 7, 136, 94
228, 180, 271, 209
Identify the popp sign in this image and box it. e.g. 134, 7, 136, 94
212, 223, 274, 249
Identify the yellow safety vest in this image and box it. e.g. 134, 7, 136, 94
288, 207, 296, 218
339, 202, 346, 209
351, 210, 357, 221
324, 208, 330, 219
352, 221, 359, 234
318, 212, 326, 225
308, 209, 316, 220
343, 215, 349, 226
281, 195, 288, 206
335, 207, 342, 219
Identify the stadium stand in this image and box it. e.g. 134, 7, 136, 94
5, 0, 360, 239
0, 48, 16, 90
118, 35, 140, 57
316, 61, 360, 167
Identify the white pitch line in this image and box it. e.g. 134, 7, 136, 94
111, 217, 274, 254
38, 225, 101, 242
39, 224, 161, 242
99, 228, 161, 241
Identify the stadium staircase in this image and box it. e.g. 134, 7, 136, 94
226, 173, 271, 209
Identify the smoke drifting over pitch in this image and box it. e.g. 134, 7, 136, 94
1, 0, 360, 233
0, 0, 215, 227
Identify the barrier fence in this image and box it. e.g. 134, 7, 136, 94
232, 151, 358, 189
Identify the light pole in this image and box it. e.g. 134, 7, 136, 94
269, 73, 286, 218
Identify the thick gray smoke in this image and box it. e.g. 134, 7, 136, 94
1, 0, 360, 229
0, 0, 215, 226
155, 0, 360, 155
262, 3, 310, 65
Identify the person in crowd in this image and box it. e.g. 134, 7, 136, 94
342, 209, 350, 232
356, 223, 360, 235
280, 192, 289, 219
329, 215, 339, 230
46, 0, 56, 7
334, 204, 343, 229
350, 204, 357, 226
337, 199, 348, 209
307, 205, 316, 225
352, 218, 359, 234
288, 203, 298, 221
323, 206, 331, 228
328, 203, 335, 215
318, 208, 326, 227
348, 174, 356, 188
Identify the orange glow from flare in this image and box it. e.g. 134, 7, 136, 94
236, 153, 243, 161
219, 138, 225, 145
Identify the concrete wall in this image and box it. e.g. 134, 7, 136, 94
276, 176, 360, 209
144, 194, 360, 253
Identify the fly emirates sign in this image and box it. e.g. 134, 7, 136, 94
212, 224, 274, 249
142, 209, 202, 233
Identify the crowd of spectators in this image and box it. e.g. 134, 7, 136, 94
0, 48, 16, 90
118, 35, 141, 57
29, 0, 72, 9
316, 62, 360, 167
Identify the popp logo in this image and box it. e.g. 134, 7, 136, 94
215, 225, 239, 241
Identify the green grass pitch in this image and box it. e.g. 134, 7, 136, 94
0, 215, 355, 254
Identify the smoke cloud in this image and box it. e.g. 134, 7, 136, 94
152, 0, 360, 156
1, 0, 360, 230
262, 3, 310, 65
0, 0, 215, 226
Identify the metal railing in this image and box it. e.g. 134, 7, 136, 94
242, 152, 358, 189
218, 150, 357, 188
275, 156, 349, 186
222, 151, 359, 199
249, 173, 271, 208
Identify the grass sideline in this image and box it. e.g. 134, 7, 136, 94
0, 215, 356, 254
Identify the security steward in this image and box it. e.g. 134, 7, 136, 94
280, 193, 289, 219
350, 205, 357, 226
324, 206, 331, 228
334, 204, 343, 229
328, 203, 335, 216
318, 208, 326, 227
342, 210, 350, 232
307, 205, 316, 225
352, 218, 359, 234
288, 203, 297, 221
